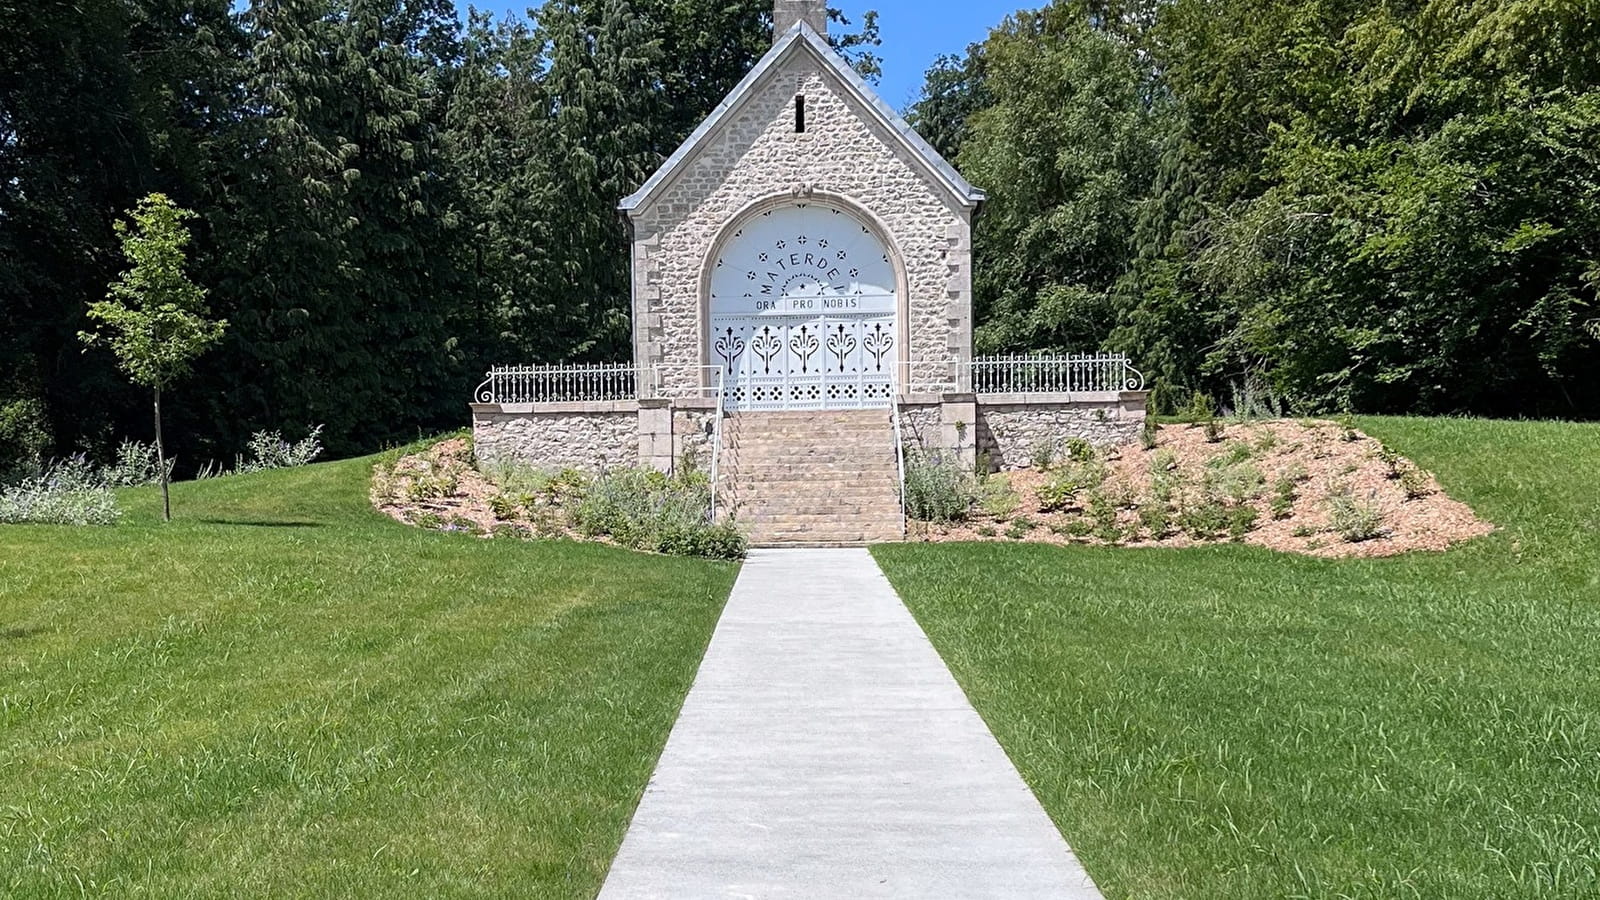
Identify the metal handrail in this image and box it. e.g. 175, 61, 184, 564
709, 368, 726, 524
889, 371, 907, 539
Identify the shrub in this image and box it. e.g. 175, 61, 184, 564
1178, 494, 1231, 539
488, 492, 521, 520
903, 449, 973, 523
238, 425, 325, 474
1253, 428, 1280, 453
975, 524, 998, 538
0, 397, 50, 480
1328, 490, 1385, 542
1203, 418, 1225, 443
0, 457, 121, 526
570, 468, 746, 559
102, 439, 173, 487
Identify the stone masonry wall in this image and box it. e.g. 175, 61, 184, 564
472, 406, 639, 473
976, 399, 1144, 470
631, 49, 972, 395
897, 393, 1149, 472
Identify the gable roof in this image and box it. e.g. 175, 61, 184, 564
619, 22, 986, 216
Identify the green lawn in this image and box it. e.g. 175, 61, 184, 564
0, 453, 738, 898
875, 417, 1600, 899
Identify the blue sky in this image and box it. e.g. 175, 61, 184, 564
460, 2, 1007, 112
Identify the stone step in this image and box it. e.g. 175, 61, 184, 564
733, 503, 900, 518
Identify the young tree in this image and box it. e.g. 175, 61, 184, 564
81, 193, 226, 521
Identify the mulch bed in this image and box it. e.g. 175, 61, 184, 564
912, 420, 1494, 558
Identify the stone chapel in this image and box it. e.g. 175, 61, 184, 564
472, 0, 1149, 545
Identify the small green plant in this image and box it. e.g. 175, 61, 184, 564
1400, 466, 1433, 500
1209, 441, 1255, 468
1059, 517, 1094, 538
1180, 390, 1217, 424
1253, 428, 1280, 453
1029, 440, 1058, 471
1062, 438, 1096, 463
1284, 463, 1310, 483
1149, 455, 1184, 504
1177, 493, 1231, 539
1208, 463, 1265, 504
1327, 489, 1385, 542
1037, 459, 1107, 512
1136, 502, 1172, 539
976, 524, 998, 538
1226, 504, 1259, 540
1139, 418, 1158, 450
1005, 518, 1034, 540
1291, 523, 1317, 538
1269, 478, 1297, 519
978, 475, 1020, 519
1376, 443, 1404, 478
488, 492, 520, 520
1339, 415, 1360, 442
1203, 418, 1225, 443
411, 511, 443, 529
1087, 489, 1121, 543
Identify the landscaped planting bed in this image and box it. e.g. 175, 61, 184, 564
877, 417, 1600, 899
911, 419, 1492, 557
372, 438, 744, 559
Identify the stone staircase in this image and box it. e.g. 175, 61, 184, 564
716, 409, 904, 547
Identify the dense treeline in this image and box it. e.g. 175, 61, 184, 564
0, 0, 877, 468
912, 0, 1600, 416
4, 1, 1597, 475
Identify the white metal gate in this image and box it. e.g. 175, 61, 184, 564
708, 202, 898, 411
710, 313, 895, 410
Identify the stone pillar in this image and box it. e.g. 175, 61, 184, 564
638, 399, 674, 473
939, 393, 978, 472
944, 221, 974, 393
773, 0, 826, 38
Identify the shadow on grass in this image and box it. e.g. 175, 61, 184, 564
196, 518, 328, 528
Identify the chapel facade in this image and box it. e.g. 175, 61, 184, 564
472, 1, 1148, 545
620, 2, 985, 409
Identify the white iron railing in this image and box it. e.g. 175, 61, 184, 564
474, 363, 639, 404
969, 353, 1145, 394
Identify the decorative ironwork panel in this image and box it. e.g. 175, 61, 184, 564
711, 314, 895, 411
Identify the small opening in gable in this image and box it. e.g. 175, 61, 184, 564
794, 94, 806, 133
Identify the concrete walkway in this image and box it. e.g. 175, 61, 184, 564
598, 548, 1103, 899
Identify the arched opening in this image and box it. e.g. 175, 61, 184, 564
706, 200, 900, 410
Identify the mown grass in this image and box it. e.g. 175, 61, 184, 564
875, 417, 1600, 899
1, 453, 738, 898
